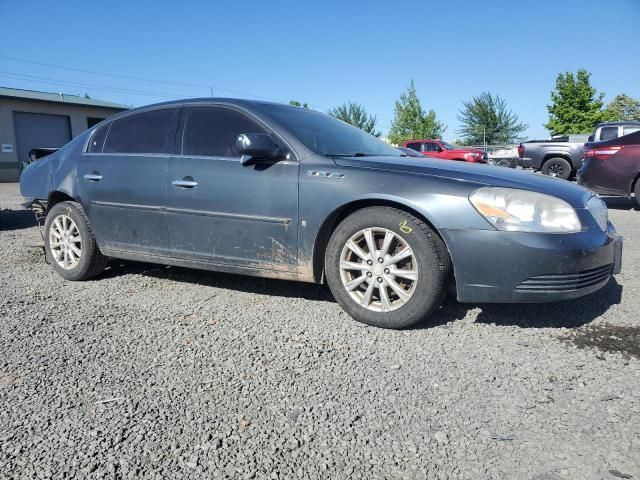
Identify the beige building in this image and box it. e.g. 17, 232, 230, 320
0, 87, 128, 182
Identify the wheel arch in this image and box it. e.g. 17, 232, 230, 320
541, 153, 574, 169
47, 190, 76, 211
630, 172, 640, 195
311, 198, 453, 284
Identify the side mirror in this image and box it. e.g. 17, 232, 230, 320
435, 146, 443, 152
236, 133, 287, 165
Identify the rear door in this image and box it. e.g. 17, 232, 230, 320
78, 107, 179, 256
167, 105, 299, 272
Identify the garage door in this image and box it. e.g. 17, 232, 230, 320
13, 112, 72, 163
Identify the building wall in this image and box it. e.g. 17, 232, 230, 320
0, 98, 125, 182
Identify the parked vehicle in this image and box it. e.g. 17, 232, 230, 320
519, 122, 640, 180
396, 147, 423, 157
588, 121, 640, 142
401, 139, 488, 163
517, 134, 589, 180
20, 98, 622, 329
578, 130, 640, 207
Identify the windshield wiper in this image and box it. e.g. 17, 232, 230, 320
325, 152, 371, 157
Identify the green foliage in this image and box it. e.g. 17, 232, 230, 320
545, 69, 608, 135
456, 92, 528, 144
605, 94, 640, 121
289, 100, 309, 108
328, 102, 380, 136
387, 80, 445, 145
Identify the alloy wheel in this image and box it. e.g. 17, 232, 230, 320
49, 214, 82, 270
339, 227, 418, 312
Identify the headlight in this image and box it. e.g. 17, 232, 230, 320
469, 187, 582, 233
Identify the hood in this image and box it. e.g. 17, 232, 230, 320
333, 155, 593, 208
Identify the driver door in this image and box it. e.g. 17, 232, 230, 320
167, 106, 299, 273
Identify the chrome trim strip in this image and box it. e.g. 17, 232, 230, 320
166, 207, 291, 224
92, 201, 164, 212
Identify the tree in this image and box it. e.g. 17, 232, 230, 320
456, 92, 528, 145
289, 100, 309, 108
545, 69, 608, 135
605, 94, 640, 121
387, 80, 445, 145
328, 102, 380, 136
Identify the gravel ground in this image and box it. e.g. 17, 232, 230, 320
1, 183, 639, 480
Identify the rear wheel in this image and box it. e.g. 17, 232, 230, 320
44, 201, 108, 281
325, 207, 451, 329
541, 157, 572, 180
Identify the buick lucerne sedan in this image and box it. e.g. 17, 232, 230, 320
20, 99, 623, 329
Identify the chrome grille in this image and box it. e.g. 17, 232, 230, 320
515, 264, 613, 292
586, 196, 608, 231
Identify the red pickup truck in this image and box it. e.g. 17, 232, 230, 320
402, 139, 488, 163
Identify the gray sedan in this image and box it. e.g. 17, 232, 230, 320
20, 99, 623, 329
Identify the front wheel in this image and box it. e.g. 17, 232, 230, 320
325, 207, 451, 329
44, 201, 108, 281
635, 180, 640, 208
541, 157, 572, 180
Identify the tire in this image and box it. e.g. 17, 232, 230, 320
44, 201, 108, 281
635, 179, 640, 208
541, 157, 572, 180
325, 207, 451, 329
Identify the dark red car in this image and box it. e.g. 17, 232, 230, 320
578, 130, 640, 207
402, 139, 488, 163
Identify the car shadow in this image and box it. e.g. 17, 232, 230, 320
100, 260, 335, 302
101, 261, 623, 328
471, 277, 623, 328
0, 209, 37, 231
602, 196, 639, 211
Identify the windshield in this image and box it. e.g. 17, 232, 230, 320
440, 141, 458, 150
259, 105, 401, 157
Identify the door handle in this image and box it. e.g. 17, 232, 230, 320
83, 173, 103, 181
172, 178, 198, 188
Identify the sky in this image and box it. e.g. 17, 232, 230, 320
1, 0, 639, 141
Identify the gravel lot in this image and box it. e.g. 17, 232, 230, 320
1, 183, 639, 480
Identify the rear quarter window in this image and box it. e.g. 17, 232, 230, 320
599, 126, 619, 142
87, 124, 109, 153
405, 143, 422, 152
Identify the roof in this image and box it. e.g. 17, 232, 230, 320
0, 86, 129, 110
596, 120, 640, 127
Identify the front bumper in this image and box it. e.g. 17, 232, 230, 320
442, 224, 622, 304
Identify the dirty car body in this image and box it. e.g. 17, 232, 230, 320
21, 98, 622, 316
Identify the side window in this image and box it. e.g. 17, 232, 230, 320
405, 142, 422, 152
623, 126, 640, 136
425, 142, 438, 152
599, 126, 619, 142
103, 108, 176, 154
87, 123, 109, 153
182, 107, 267, 157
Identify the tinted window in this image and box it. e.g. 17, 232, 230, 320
87, 124, 109, 153
183, 107, 267, 157
425, 142, 439, 152
623, 126, 640, 136
599, 126, 619, 141
104, 109, 176, 154
406, 142, 422, 152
